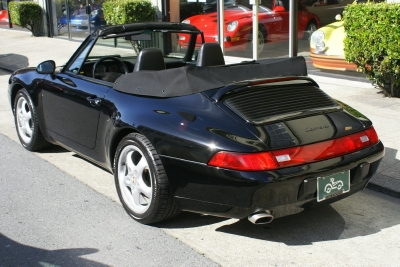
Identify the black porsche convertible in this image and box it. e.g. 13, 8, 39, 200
8, 22, 384, 225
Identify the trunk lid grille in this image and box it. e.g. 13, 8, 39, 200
224, 85, 340, 124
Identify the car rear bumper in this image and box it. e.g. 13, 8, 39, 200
162, 141, 384, 219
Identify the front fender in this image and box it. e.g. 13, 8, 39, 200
8, 68, 47, 111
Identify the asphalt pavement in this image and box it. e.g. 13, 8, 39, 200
0, 133, 218, 266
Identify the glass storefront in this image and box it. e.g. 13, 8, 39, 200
52, 0, 105, 39
2, 0, 350, 61
177, 0, 322, 60
0, 0, 352, 59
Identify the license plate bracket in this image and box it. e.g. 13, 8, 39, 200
317, 170, 350, 202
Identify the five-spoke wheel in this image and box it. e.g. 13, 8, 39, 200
114, 133, 180, 224
16, 96, 33, 145
247, 26, 267, 54
14, 88, 50, 151
117, 144, 153, 214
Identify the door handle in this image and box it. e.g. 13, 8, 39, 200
58, 77, 76, 87
86, 96, 102, 106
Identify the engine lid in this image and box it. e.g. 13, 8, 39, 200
259, 112, 365, 150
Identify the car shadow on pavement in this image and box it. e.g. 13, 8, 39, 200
0, 233, 109, 267
215, 206, 347, 246
156, 212, 229, 229
0, 53, 29, 72
37, 144, 69, 154
368, 147, 400, 198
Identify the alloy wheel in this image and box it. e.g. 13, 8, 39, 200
117, 145, 153, 214
16, 97, 33, 144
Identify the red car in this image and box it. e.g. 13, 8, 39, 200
179, 0, 320, 53
0, 9, 8, 25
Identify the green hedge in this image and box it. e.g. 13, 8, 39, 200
8, 1, 42, 36
344, 2, 400, 97
102, 0, 154, 25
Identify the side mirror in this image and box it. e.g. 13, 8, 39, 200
36, 60, 56, 75
273, 6, 285, 12
335, 14, 342, 21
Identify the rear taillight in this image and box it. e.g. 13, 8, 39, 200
208, 126, 380, 171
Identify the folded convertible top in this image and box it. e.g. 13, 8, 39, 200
113, 56, 308, 98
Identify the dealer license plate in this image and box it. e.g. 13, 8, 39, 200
317, 170, 350, 202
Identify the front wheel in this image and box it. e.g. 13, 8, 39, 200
114, 133, 180, 224
14, 88, 50, 151
247, 27, 267, 54
303, 21, 317, 40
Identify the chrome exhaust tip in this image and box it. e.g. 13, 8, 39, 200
248, 210, 274, 225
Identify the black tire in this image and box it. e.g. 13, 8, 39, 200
247, 26, 267, 54
114, 133, 180, 224
13, 88, 50, 151
303, 21, 317, 40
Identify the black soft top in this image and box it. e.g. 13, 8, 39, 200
113, 57, 308, 98
97, 22, 201, 37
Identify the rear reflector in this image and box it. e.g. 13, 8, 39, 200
208, 126, 380, 171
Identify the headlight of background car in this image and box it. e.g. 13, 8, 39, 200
311, 30, 326, 53
182, 19, 190, 24
311, 30, 324, 45
227, 21, 238, 32
314, 41, 326, 53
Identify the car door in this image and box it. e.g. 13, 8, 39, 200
41, 74, 110, 150
41, 39, 110, 150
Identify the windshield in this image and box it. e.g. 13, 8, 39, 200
65, 28, 201, 81
89, 31, 189, 59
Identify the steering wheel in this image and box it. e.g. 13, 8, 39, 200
92, 56, 129, 79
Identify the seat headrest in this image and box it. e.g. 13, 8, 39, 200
196, 43, 225, 67
134, 48, 166, 71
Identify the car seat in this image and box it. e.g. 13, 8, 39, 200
196, 43, 225, 67
134, 48, 166, 71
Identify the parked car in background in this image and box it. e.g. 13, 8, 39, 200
302, 0, 353, 26
179, 0, 320, 53
310, 15, 357, 71
180, 5, 282, 54
0, 8, 8, 25
58, 5, 105, 31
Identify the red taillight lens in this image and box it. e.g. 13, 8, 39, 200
208, 126, 380, 171
208, 151, 278, 171
365, 126, 379, 144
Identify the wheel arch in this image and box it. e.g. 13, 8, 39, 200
259, 23, 267, 38
10, 83, 25, 112
303, 19, 319, 40
306, 18, 319, 31
109, 127, 142, 173
308, 18, 319, 28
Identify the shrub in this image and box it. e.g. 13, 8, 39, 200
102, 0, 154, 25
343, 2, 400, 97
8, 1, 42, 36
